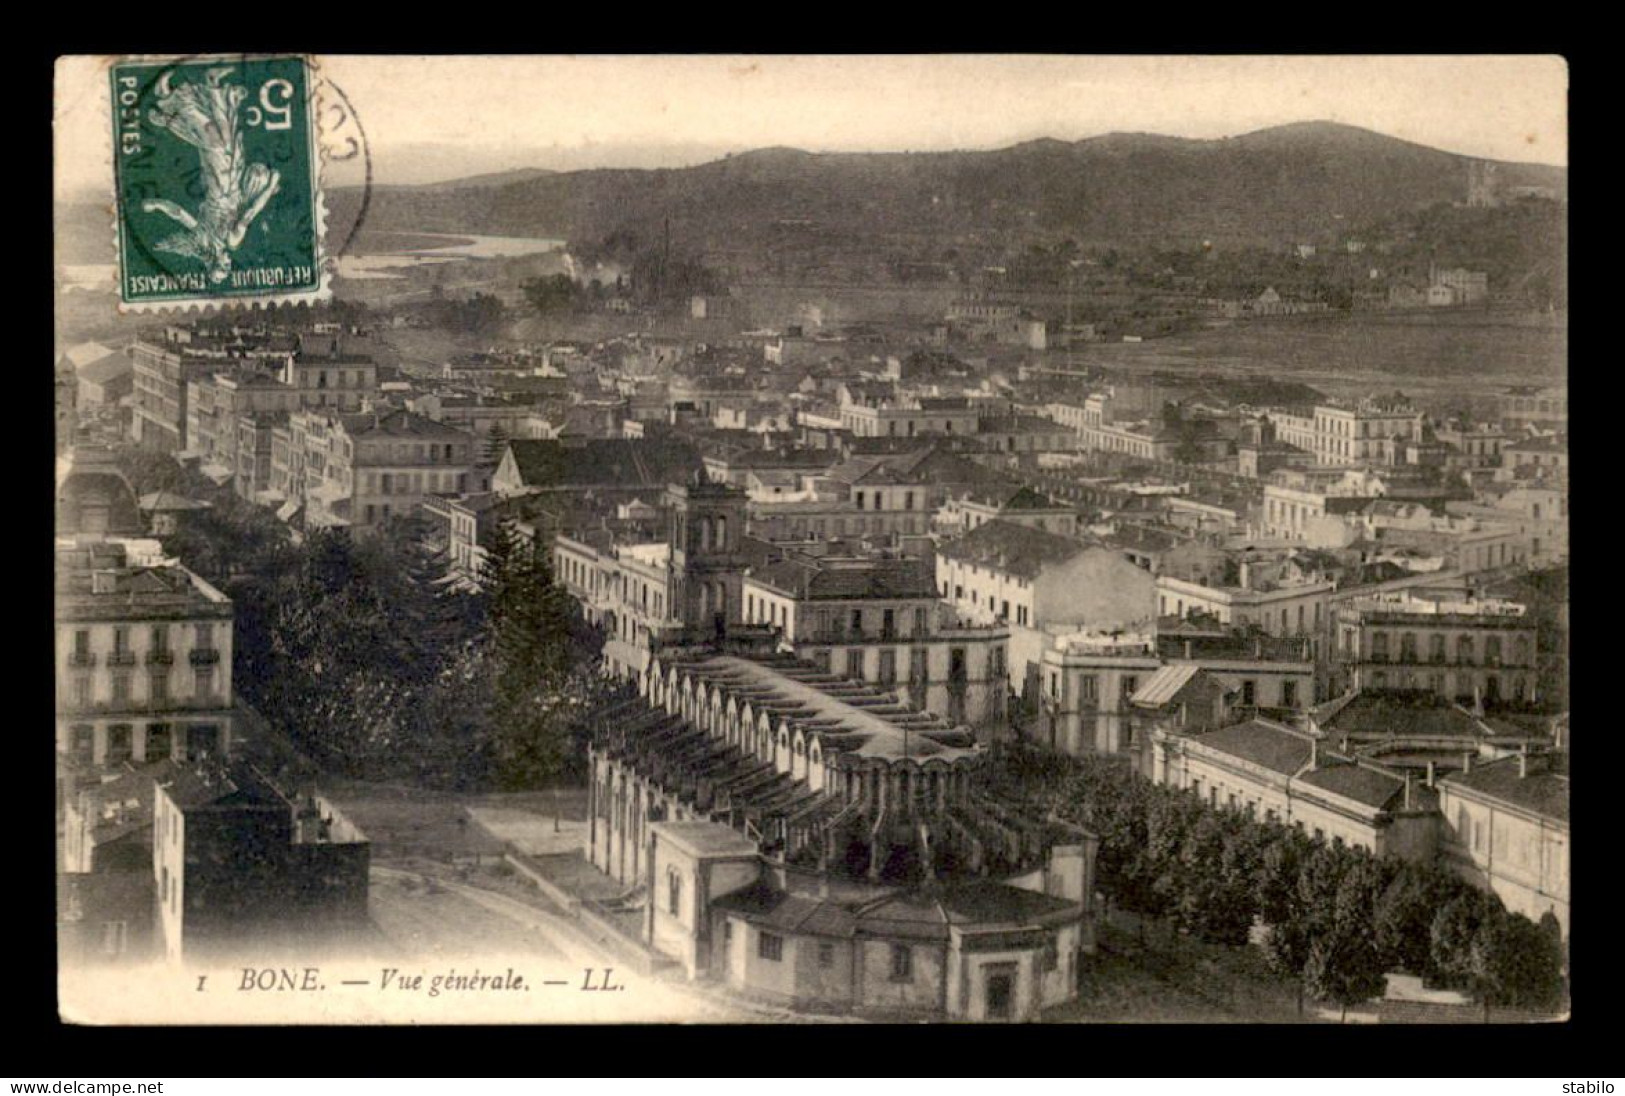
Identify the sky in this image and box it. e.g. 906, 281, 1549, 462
55, 54, 1567, 192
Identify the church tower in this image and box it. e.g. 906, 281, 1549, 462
666, 474, 748, 634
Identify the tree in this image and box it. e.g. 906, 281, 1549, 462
1258, 917, 1313, 1015
1374, 865, 1455, 978
522, 273, 579, 316
1429, 889, 1502, 991
482, 422, 511, 467
1463, 908, 1566, 1017
481, 520, 606, 790
1304, 929, 1388, 1022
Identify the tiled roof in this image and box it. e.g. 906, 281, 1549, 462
1189, 719, 1314, 776
1002, 487, 1069, 511
1311, 691, 1504, 743
710, 882, 858, 937
1295, 762, 1405, 810
1442, 753, 1569, 823
340, 410, 471, 440
504, 438, 704, 489
1130, 664, 1204, 708
749, 558, 938, 602
937, 519, 1090, 579
938, 879, 1080, 926
77, 355, 133, 385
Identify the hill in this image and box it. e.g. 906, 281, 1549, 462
325, 122, 1566, 253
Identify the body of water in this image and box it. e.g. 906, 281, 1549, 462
336, 233, 566, 281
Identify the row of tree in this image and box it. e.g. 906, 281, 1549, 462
990, 747, 1566, 1020
122, 453, 609, 791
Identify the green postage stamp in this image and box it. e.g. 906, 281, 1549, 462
110, 55, 328, 310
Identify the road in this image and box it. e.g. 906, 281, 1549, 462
366, 866, 778, 1022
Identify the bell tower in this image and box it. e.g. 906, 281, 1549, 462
666, 473, 748, 634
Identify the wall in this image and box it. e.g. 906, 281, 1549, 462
1034, 548, 1158, 631
857, 937, 946, 1016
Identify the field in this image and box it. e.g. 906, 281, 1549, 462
1066, 309, 1566, 409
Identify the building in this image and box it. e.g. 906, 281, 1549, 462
1037, 627, 1314, 761
941, 486, 1078, 539
1501, 435, 1568, 480
1267, 399, 1423, 469
554, 479, 751, 679
836, 392, 981, 440
491, 437, 704, 498
586, 647, 1099, 1020
936, 520, 1157, 700
56, 503, 236, 789
153, 761, 370, 962
129, 328, 297, 454
1156, 572, 1334, 640
1150, 719, 1438, 860
1429, 267, 1490, 307
1306, 690, 1549, 776
742, 554, 1008, 728
76, 349, 134, 410
277, 345, 379, 412
1436, 750, 1568, 936
282, 409, 476, 534
185, 371, 302, 487
1497, 387, 1567, 434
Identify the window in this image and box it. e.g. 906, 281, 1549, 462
890, 944, 913, 981
990, 646, 1005, 679
1241, 680, 1256, 706
878, 649, 897, 687
1282, 681, 1298, 708
667, 870, 682, 917
758, 932, 783, 962
150, 670, 169, 703
846, 649, 864, 680
817, 941, 835, 969
1078, 675, 1098, 704
851, 609, 864, 636
1120, 675, 1139, 703
73, 630, 90, 657
1043, 936, 1059, 972
194, 667, 214, 700
914, 608, 927, 636
855, 491, 866, 511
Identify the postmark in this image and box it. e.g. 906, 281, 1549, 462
110, 54, 328, 311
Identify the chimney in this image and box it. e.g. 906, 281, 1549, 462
1403, 771, 1414, 810
1462, 751, 1473, 774
1183, 640, 1192, 660
1425, 760, 1436, 789
1310, 736, 1320, 769
1254, 636, 1263, 659
1518, 750, 1530, 779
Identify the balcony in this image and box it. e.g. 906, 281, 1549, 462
146, 649, 175, 666
106, 651, 138, 667
189, 648, 222, 666
66, 652, 96, 668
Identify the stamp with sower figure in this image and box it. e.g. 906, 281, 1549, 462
110, 55, 328, 310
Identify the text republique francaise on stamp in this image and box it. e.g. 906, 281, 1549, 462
110, 55, 328, 311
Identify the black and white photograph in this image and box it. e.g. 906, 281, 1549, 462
51, 53, 1568, 1027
